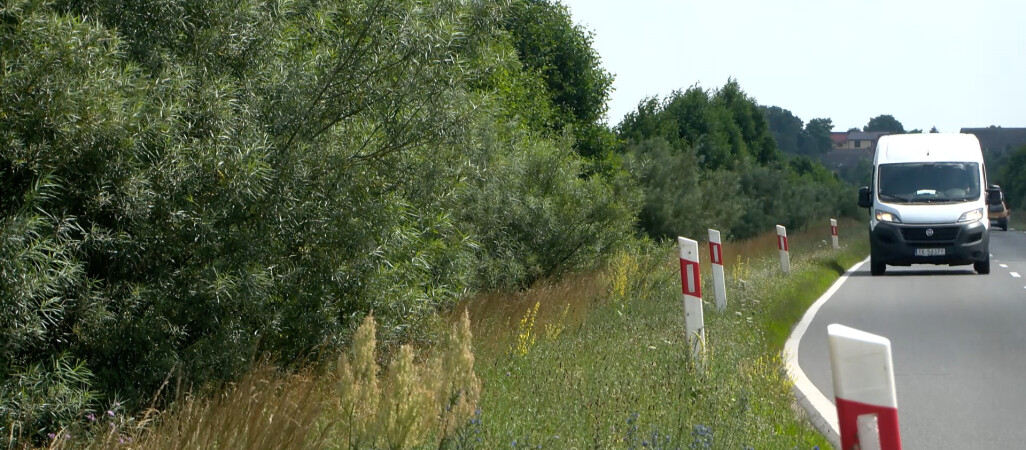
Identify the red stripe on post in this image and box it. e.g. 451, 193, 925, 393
831, 225, 838, 237
836, 397, 902, 450
778, 236, 789, 252
709, 242, 722, 265
680, 259, 701, 298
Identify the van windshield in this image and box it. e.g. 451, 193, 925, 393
877, 162, 980, 204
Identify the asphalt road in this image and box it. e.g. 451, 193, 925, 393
796, 227, 1026, 448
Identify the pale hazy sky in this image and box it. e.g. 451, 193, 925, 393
559, 0, 1026, 133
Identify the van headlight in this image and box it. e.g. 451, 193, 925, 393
876, 211, 901, 223
958, 208, 984, 223
874, 212, 898, 224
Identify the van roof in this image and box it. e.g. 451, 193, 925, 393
875, 133, 983, 164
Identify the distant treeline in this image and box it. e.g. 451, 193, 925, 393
0, 0, 856, 444
617, 84, 858, 240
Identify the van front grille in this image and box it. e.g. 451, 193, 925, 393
901, 226, 959, 242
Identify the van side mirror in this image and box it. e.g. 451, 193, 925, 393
858, 186, 872, 208
986, 185, 1003, 206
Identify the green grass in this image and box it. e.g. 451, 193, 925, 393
764, 238, 869, 351
467, 222, 869, 449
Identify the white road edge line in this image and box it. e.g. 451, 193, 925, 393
783, 256, 868, 449
1012, 272, 1021, 278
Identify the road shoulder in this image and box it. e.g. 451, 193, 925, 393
783, 256, 869, 449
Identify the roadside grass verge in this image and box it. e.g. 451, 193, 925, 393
467, 220, 868, 448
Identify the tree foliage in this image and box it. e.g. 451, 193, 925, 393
618, 82, 856, 240
619, 81, 778, 172
804, 118, 834, 155
761, 106, 804, 154
864, 114, 905, 133
0, 0, 638, 443
502, 0, 615, 160
760, 106, 833, 156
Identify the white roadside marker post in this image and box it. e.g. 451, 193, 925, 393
831, 218, 840, 250
827, 324, 902, 450
776, 225, 791, 274
708, 229, 727, 312
678, 237, 705, 361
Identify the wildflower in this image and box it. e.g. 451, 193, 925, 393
47, 433, 56, 441
107, 410, 115, 417
87, 413, 97, 421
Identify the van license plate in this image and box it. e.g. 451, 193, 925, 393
915, 248, 945, 257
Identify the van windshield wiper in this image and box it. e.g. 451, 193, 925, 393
878, 193, 912, 203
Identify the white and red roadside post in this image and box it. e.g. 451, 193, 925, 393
708, 229, 727, 312
831, 218, 840, 250
678, 237, 705, 361
776, 225, 791, 274
827, 324, 902, 450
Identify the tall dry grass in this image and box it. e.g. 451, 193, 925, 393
457, 271, 607, 358
62, 311, 481, 450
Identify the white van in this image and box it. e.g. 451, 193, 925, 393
857, 133, 1002, 275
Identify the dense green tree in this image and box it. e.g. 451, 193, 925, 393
617, 97, 680, 146
503, 0, 615, 160
761, 107, 833, 156
617, 81, 854, 240
802, 118, 834, 155
864, 114, 905, 133
662, 86, 736, 170
619, 81, 778, 171
761, 106, 805, 154
623, 138, 742, 239
714, 79, 778, 164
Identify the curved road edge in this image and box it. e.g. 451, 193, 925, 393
782, 256, 869, 449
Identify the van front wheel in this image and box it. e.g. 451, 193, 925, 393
870, 259, 886, 276
975, 256, 991, 274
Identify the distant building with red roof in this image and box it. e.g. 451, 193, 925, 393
831, 132, 848, 148
830, 131, 891, 151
